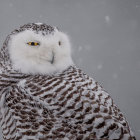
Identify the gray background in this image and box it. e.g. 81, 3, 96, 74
0, 0, 140, 139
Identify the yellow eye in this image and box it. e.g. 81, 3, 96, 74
27, 42, 40, 46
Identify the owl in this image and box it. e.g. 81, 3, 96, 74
0, 23, 135, 140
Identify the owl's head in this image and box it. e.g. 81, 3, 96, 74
8, 23, 73, 74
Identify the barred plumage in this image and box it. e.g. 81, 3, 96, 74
0, 23, 135, 140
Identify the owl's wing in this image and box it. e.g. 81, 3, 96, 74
0, 84, 55, 140
77, 71, 136, 139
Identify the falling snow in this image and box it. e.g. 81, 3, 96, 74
105, 16, 111, 25
97, 64, 103, 70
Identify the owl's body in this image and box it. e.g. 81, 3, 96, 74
0, 23, 135, 140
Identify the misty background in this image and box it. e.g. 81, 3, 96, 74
0, 0, 140, 139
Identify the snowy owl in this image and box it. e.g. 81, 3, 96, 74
0, 23, 135, 140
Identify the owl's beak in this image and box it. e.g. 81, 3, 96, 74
50, 51, 55, 64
